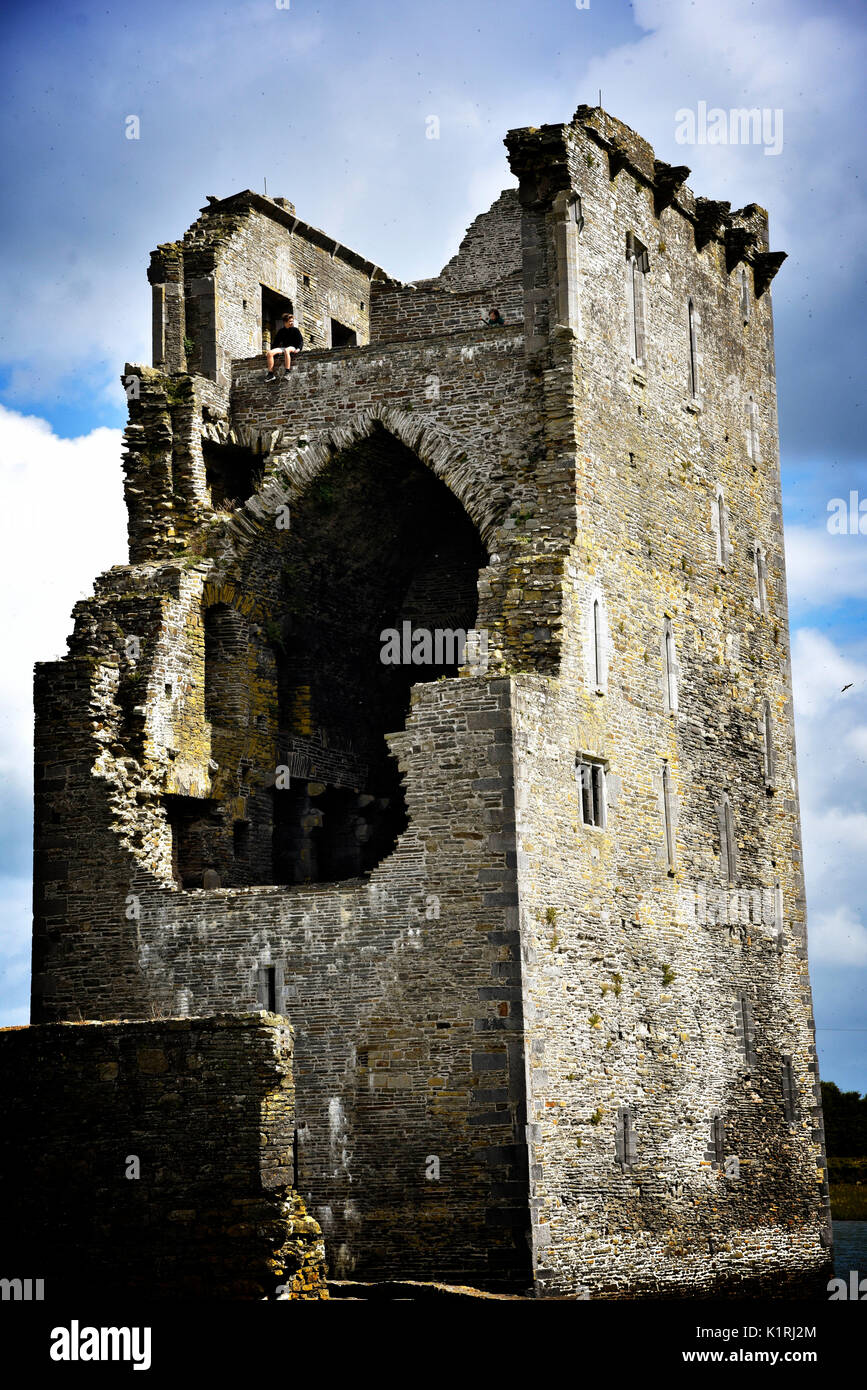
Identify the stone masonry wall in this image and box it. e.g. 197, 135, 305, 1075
0, 1014, 328, 1299
33, 675, 533, 1289
370, 275, 523, 343
151, 195, 378, 387
209, 206, 373, 370
505, 109, 829, 1296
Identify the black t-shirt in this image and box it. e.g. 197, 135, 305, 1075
273, 325, 303, 349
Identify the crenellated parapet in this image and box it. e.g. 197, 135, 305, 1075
653, 159, 691, 216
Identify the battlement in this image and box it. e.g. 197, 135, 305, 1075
148, 110, 784, 399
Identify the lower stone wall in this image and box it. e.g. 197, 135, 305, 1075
511, 670, 832, 1298
0, 1013, 328, 1300
113, 677, 531, 1290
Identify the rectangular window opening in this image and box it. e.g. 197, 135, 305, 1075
748, 399, 761, 462
763, 701, 775, 786
664, 621, 678, 713
330, 318, 357, 348
592, 598, 604, 690
781, 1054, 798, 1123
720, 797, 737, 883
261, 285, 295, 351
577, 757, 606, 828
756, 546, 767, 613
626, 234, 649, 367
715, 493, 728, 568
233, 820, 251, 860
259, 965, 277, 1012
739, 994, 756, 1069
662, 762, 676, 872
688, 299, 700, 398
713, 1113, 726, 1166
617, 1105, 637, 1167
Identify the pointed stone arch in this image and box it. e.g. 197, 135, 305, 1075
222, 406, 507, 558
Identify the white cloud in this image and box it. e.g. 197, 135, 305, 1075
0, 407, 127, 792
789, 626, 867, 721
0, 409, 126, 1024
809, 904, 867, 968
791, 626, 867, 977
785, 523, 867, 613
847, 725, 867, 759
0, 876, 35, 1026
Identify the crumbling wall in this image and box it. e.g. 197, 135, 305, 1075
0, 1014, 328, 1299
33, 674, 533, 1290
436, 189, 523, 292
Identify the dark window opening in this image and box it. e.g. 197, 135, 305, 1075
626, 233, 649, 366
577, 757, 606, 828
203, 603, 249, 725
272, 778, 407, 885
261, 284, 294, 350
202, 439, 261, 511
302, 274, 310, 288
233, 820, 250, 859
164, 794, 224, 890
712, 1113, 726, 1166
330, 318, 357, 348
616, 1105, 637, 1167
259, 965, 277, 1012
687, 298, 699, 397
781, 1055, 799, 1123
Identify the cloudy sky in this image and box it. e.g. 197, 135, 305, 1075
0, 0, 864, 1090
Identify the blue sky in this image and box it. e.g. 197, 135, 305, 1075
0, 0, 865, 1091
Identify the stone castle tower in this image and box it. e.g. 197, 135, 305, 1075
30, 107, 832, 1297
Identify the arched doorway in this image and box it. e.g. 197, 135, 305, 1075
270, 423, 488, 883
165, 423, 488, 888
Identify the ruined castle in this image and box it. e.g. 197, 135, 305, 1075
20, 107, 831, 1298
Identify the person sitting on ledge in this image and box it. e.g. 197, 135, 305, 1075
482, 306, 505, 327
265, 312, 304, 381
